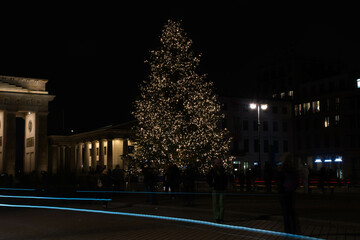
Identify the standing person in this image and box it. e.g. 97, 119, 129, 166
302, 163, 309, 194
111, 164, 124, 194
98, 168, 112, 209
142, 162, 158, 205
182, 163, 198, 206
319, 166, 326, 194
168, 163, 181, 199
276, 153, 300, 234
206, 159, 228, 223
264, 161, 273, 193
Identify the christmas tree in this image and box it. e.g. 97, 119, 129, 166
132, 20, 232, 173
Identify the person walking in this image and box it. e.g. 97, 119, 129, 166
276, 152, 300, 234
206, 158, 228, 223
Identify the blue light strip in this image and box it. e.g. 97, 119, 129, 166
0, 195, 112, 201
76, 190, 276, 197
0, 187, 36, 191
0, 203, 323, 240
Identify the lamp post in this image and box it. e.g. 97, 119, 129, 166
249, 103, 268, 166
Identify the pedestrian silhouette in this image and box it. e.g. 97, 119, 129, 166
302, 163, 309, 193
182, 163, 198, 206
264, 161, 273, 193
111, 164, 124, 193
206, 158, 228, 223
276, 152, 300, 234
98, 167, 112, 209
142, 162, 158, 205
168, 163, 181, 199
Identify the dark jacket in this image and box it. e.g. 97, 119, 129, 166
207, 166, 228, 191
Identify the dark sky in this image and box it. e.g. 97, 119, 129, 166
0, 2, 359, 134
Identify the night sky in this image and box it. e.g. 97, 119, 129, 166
0, 2, 359, 134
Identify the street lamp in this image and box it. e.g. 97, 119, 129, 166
249, 103, 268, 166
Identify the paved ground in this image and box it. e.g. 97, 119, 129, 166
0, 187, 360, 239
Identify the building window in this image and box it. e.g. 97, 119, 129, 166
282, 107, 288, 114
283, 140, 288, 152
357, 79, 360, 88
263, 121, 268, 131
273, 140, 279, 153
282, 121, 288, 132
264, 140, 269, 153
324, 116, 330, 128
326, 98, 330, 111
104, 146, 107, 155
243, 120, 249, 130
254, 139, 259, 152
312, 101, 320, 113
244, 139, 249, 152
273, 121, 278, 132
294, 105, 299, 116
335, 115, 340, 125
304, 102, 311, 114
272, 106, 278, 114
253, 120, 258, 131
335, 97, 340, 111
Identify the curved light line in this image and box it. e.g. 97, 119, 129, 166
0, 195, 112, 201
76, 190, 276, 197
0, 187, 36, 191
0, 203, 323, 240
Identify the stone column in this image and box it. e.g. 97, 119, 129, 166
70, 144, 76, 173
107, 139, 113, 170
99, 140, 105, 168
56, 146, 61, 173
60, 146, 66, 172
84, 142, 90, 173
3, 111, 16, 175
49, 145, 59, 175
35, 112, 49, 172
91, 141, 97, 171
77, 143, 83, 173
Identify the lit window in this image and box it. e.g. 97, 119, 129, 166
280, 92, 285, 99
324, 116, 330, 128
335, 115, 340, 125
304, 102, 310, 114
334, 156, 343, 162
315, 101, 320, 112
288, 90, 294, 97
335, 97, 340, 111
357, 79, 360, 88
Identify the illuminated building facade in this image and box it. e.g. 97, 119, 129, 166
220, 97, 293, 171
0, 75, 55, 175
252, 53, 360, 180
48, 121, 136, 174
290, 74, 360, 180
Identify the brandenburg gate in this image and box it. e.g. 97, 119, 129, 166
0, 75, 55, 175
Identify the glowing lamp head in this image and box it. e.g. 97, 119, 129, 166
261, 104, 268, 110
249, 103, 257, 109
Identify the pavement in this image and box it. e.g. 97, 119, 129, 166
1, 187, 360, 239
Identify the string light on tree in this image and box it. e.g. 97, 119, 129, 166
132, 20, 232, 173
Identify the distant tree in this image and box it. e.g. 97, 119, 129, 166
132, 20, 232, 173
